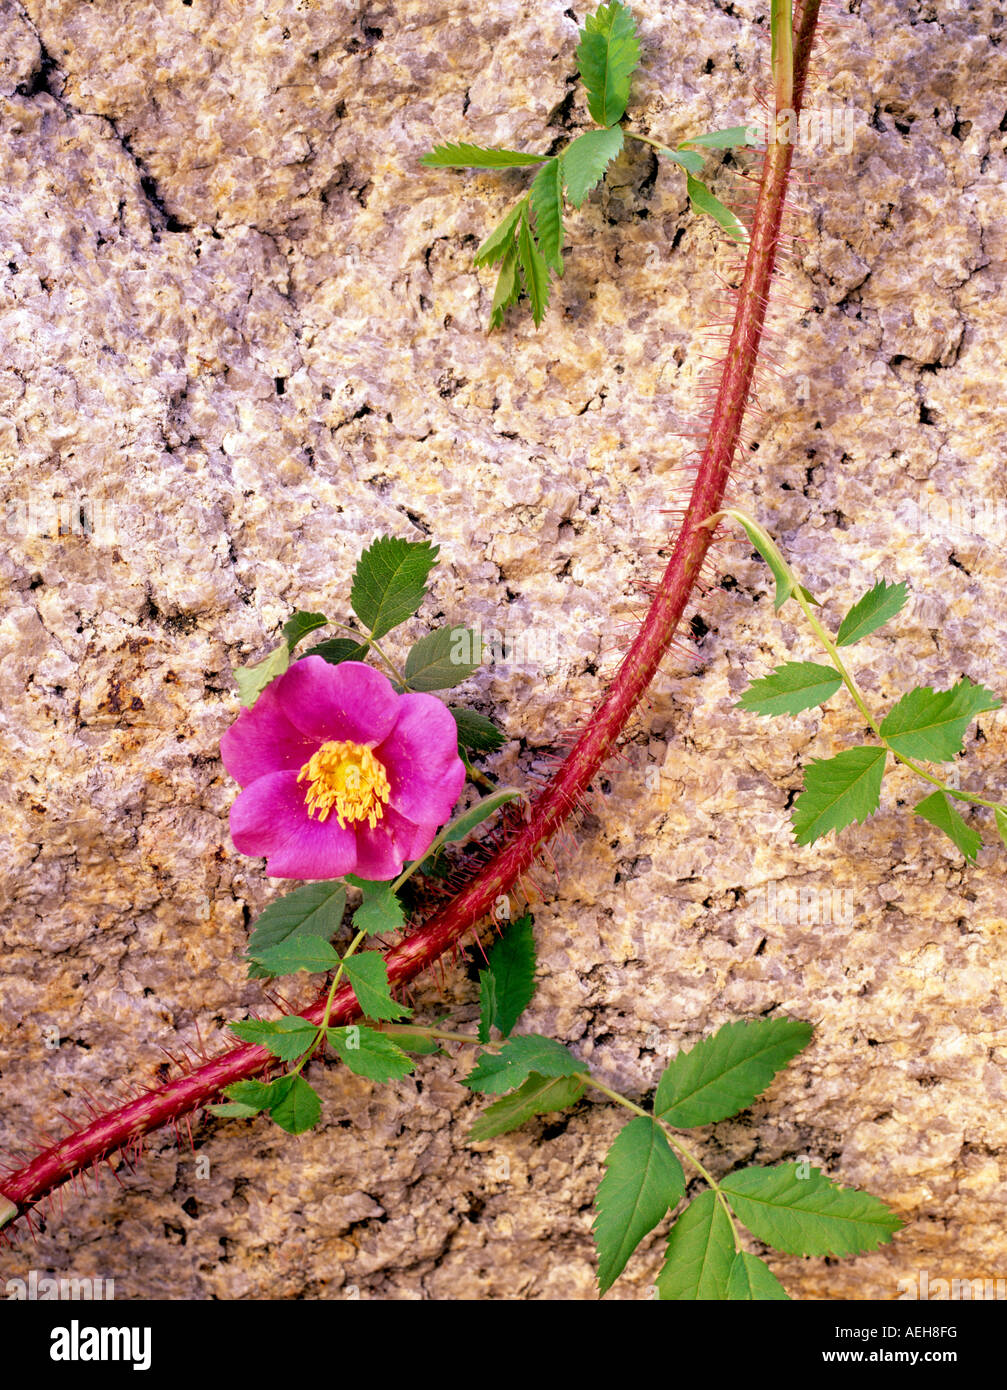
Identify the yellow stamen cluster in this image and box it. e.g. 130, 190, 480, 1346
297, 740, 390, 829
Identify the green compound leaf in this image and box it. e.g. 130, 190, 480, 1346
656, 1190, 735, 1300
304, 636, 369, 666
350, 536, 439, 641
562, 126, 625, 208
530, 157, 565, 273
687, 174, 748, 243
478, 913, 537, 1042
404, 626, 482, 691
267, 1074, 322, 1135
727, 1251, 791, 1300
341, 953, 411, 1022
421, 142, 549, 168
234, 641, 290, 709
463, 1034, 582, 1095
790, 745, 887, 846
737, 661, 842, 718
469, 1072, 586, 1141
576, 1, 641, 128
995, 806, 1007, 849
249, 934, 340, 977
682, 125, 761, 149
245, 882, 347, 980
489, 241, 521, 331
228, 1015, 319, 1063
654, 1018, 813, 1128
914, 791, 982, 862
594, 1117, 686, 1296
516, 205, 550, 326
835, 578, 909, 647
879, 678, 1001, 762
450, 706, 506, 753
720, 1163, 903, 1256
474, 201, 524, 267
282, 610, 327, 651
346, 877, 406, 937
328, 1024, 415, 1082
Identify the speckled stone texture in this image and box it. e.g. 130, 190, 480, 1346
2, 0, 1006, 1300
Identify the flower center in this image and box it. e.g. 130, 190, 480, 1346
297, 740, 390, 829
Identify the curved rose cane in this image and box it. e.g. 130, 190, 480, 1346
0, 0, 823, 1231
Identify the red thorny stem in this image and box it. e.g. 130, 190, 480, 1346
1, 0, 823, 1227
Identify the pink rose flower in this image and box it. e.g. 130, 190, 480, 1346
221, 657, 466, 881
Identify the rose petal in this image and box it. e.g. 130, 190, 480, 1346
220, 679, 318, 787
276, 657, 400, 746
230, 769, 360, 879
353, 809, 439, 882
376, 692, 467, 825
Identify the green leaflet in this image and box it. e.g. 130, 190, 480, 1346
282, 610, 328, 650
914, 791, 982, 862
474, 201, 524, 267
728, 510, 808, 609
345, 877, 406, 937
248, 934, 340, 977
478, 913, 536, 1042
218, 1079, 275, 1114
879, 678, 1000, 762
686, 174, 747, 243
477, 971, 497, 1047
593, 1117, 685, 1295
450, 706, 506, 753
421, 142, 549, 168
469, 1072, 585, 1141
656, 1190, 735, 1300
228, 1015, 319, 1063
341, 953, 411, 1022
576, 1, 641, 127
661, 146, 704, 174
654, 1018, 813, 1128
720, 1163, 903, 1256
737, 661, 842, 718
489, 241, 521, 331
726, 1251, 790, 1300
328, 1025, 415, 1082
516, 204, 550, 326
442, 787, 525, 842
562, 126, 625, 208
530, 158, 564, 273
218, 1075, 322, 1134
207, 1101, 261, 1119
463, 1034, 581, 1095
404, 626, 482, 691
349, 535, 439, 641
267, 1075, 322, 1135
835, 578, 909, 646
234, 641, 290, 709
790, 745, 887, 846
245, 882, 347, 980
304, 636, 369, 666
682, 126, 760, 149
996, 807, 1007, 849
